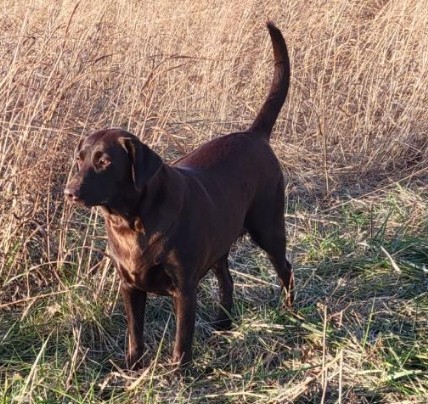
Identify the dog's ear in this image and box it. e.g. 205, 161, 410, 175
118, 136, 163, 192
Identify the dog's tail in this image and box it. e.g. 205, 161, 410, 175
248, 22, 290, 140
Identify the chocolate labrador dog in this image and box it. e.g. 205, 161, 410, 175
64, 22, 294, 369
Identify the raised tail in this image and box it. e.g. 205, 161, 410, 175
248, 22, 290, 139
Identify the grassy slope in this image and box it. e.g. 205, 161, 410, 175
1, 0, 427, 402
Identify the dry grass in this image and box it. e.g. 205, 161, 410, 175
0, 0, 427, 402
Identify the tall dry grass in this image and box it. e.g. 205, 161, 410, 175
0, 1, 427, 401
1, 0, 427, 282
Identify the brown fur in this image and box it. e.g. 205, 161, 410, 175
64, 22, 294, 368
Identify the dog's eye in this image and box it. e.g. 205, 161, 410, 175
98, 157, 111, 167
93, 151, 111, 169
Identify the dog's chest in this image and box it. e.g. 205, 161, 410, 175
106, 223, 172, 293
108, 230, 146, 271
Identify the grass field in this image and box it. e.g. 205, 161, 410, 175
1, 0, 427, 402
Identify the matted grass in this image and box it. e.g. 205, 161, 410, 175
1, 0, 427, 402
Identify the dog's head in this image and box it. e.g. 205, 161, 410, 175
64, 129, 163, 207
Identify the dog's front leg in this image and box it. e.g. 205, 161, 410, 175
172, 289, 197, 366
121, 283, 147, 369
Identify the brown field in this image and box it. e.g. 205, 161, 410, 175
1, 0, 427, 402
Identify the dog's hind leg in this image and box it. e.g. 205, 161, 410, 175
244, 184, 294, 307
211, 253, 234, 330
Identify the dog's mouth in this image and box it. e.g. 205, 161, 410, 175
68, 197, 101, 209
64, 186, 94, 208
64, 188, 110, 209
70, 197, 89, 206
64, 194, 88, 207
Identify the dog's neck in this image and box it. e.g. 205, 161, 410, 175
97, 177, 140, 224
101, 165, 186, 238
